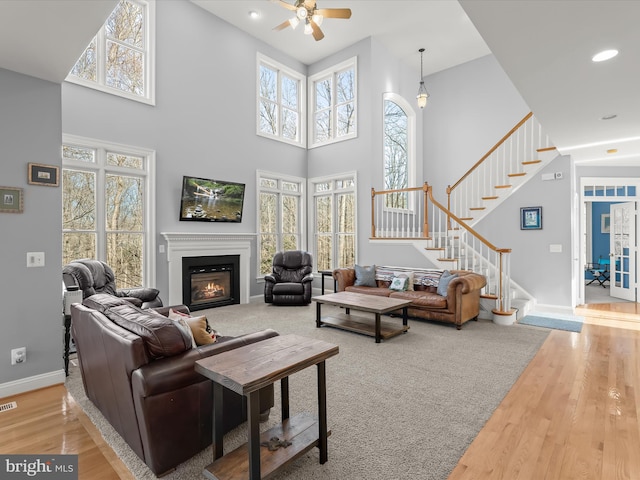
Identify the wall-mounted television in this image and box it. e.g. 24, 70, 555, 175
179, 175, 245, 223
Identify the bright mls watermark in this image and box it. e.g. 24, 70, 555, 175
1, 455, 78, 479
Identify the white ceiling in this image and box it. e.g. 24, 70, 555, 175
0, 0, 637, 166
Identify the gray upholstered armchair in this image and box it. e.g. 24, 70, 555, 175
63, 258, 162, 309
264, 250, 314, 305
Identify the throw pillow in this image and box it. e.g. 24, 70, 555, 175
393, 271, 415, 291
168, 309, 217, 346
354, 264, 377, 287
437, 270, 458, 296
389, 276, 409, 291
171, 317, 196, 349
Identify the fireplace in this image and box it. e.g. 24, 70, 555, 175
182, 255, 240, 311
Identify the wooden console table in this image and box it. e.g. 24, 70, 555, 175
195, 334, 339, 480
312, 291, 411, 343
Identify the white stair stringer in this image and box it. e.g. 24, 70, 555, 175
461, 149, 559, 227
412, 239, 535, 321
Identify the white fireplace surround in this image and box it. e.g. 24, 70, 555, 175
161, 232, 254, 306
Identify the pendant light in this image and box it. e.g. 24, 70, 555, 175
417, 48, 430, 109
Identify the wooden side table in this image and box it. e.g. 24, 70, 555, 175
195, 334, 339, 480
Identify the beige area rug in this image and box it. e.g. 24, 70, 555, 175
65, 301, 549, 480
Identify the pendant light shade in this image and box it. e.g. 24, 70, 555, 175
417, 48, 430, 109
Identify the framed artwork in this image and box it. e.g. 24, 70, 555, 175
520, 206, 542, 230
0, 186, 24, 213
601, 213, 610, 233
28, 163, 59, 187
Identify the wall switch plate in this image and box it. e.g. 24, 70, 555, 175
159, 244, 165, 253
541, 173, 555, 181
26, 252, 45, 267
549, 244, 563, 253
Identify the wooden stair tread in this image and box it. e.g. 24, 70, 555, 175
425, 247, 445, 251
438, 258, 457, 262
508, 172, 527, 177
469, 207, 486, 211
459, 217, 473, 221
536, 146, 557, 152
522, 160, 542, 165
482, 196, 499, 200
481, 294, 499, 300
495, 185, 512, 189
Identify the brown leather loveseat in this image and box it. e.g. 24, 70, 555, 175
333, 266, 486, 330
71, 294, 277, 476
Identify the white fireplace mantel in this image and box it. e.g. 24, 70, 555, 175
161, 232, 255, 306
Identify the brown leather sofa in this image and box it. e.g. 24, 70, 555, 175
333, 267, 487, 330
71, 293, 277, 476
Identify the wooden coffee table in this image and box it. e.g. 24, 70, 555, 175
195, 334, 339, 480
312, 291, 411, 343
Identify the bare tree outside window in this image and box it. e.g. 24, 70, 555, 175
384, 99, 409, 209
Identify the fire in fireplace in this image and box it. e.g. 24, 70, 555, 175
182, 255, 240, 311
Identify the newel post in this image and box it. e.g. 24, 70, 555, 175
371, 187, 376, 238
423, 183, 430, 238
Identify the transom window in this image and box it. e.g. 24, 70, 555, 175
257, 171, 305, 276
257, 54, 306, 147
62, 135, 156, 288
309, 57, 357, 148
309, 172, 357, 271
67, 0, 155, 105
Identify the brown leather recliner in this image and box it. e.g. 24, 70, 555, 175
264, 250, 314, 305
63, 258, 163, 309
71, 294, 277, 476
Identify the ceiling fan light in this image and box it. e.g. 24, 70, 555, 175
304, 21, 313, 35
312, 14, 323, 26
297, 6, 308, 20
288, 17, 300, 29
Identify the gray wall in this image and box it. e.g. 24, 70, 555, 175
0, 68, 63, 387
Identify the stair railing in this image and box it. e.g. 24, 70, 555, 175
447, 112, 553, 222
371, 183, 514, 315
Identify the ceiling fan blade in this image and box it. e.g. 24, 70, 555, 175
273, 19, 292, 31
304, 0, 316, 8
310, 20, 324, 41
275, 0, 296, 11
315, 8, 352, 19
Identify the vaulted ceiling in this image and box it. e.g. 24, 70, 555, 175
0, 0, 637, 165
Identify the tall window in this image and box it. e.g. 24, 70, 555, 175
62, 135, 156, 288
67, 0, 155, 105
257, 54, 306, 147
309, 57, 357, 148
257, 171, 305, 276
310, 173, 357, 271
383, 93, 415, 209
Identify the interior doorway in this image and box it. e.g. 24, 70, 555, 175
579, 178, 639, 307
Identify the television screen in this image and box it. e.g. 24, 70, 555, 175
179, 176, 245, 223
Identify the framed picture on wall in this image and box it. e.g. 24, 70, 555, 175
601, 213, 610, 233
520, 206, 542, 230
0, 186, 24, 213
28, 163, 59, 187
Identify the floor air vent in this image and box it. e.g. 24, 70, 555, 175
0, 401, 17, 412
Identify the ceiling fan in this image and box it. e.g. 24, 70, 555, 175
273, 0, 352, 41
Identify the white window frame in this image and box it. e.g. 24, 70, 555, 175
256, 170, 306, 278
308, 171, 358, 272
308, 57, 358, 149
382, 92, 417, 212
65, 0, 156, 106
256, 53, 306, 148
62, 134, 157, 287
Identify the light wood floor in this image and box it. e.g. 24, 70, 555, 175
1, 304, 639, 480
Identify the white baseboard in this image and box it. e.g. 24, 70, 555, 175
0, 370, 65, 401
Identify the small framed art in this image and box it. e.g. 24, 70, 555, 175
28, 163, 59, 187
520, 206, 542, 230
601, 213, 610, 233
0, 186, 24, 213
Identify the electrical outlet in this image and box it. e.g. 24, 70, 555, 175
26, 252, 45, 267
11, 347, 26, 365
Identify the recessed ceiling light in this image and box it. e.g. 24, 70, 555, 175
249, 11, 260, 19
592, 49, 618, 62
601, 114, 617, 120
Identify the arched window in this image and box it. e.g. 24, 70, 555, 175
383, 93, 415, 209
